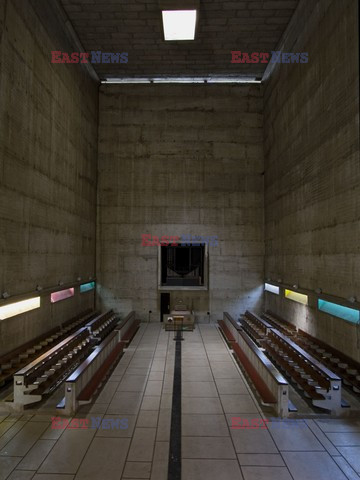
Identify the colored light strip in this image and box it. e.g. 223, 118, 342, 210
0, 297, 41, 320
265, 283, 280, 295
285, 289, 308, 305
50, 288, 74, 304
318, 299, 359, 324
80, 282, 95, 293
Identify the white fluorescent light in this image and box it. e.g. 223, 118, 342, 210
101, 77, 261, 84
0, 297, 41, 320
264, 283, 280, 295
162, 10, 197, 41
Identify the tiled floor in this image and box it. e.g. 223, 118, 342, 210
1, 323, 360, 480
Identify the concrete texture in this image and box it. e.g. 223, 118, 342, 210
263, 0, 360, 360
59, 0, 299, 79
0, 0, 99, 354
97, 84, 265, 322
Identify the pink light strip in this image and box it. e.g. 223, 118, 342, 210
50, 288, 74, 304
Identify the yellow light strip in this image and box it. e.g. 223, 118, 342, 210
0, 297, 41, 320
285, 289, 308, 305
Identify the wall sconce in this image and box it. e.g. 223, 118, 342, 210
58, 281, 64, 286
348, 296, 357, 303
293, 284, 298, 290
36, 285, 43, 292
315, 288, 322, 294
2, 292, 10, 299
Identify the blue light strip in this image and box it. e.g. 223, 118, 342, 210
318, 299, 360, 324
80, 282, 96, 293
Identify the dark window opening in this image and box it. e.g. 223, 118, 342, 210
161, 245, 205, 287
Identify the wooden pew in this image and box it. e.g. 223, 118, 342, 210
264, 329, 342, 413
115, 311, 140, 344
0, 310, 97, 387
264, 310, 297, 334
61, 331, 124, 414
218, 312, 240, 346
219, 313, 289, 417
13, 326, 94, 408
85, 310, 117, 337
240, 311, 274, 344
262, 311, 296, 337
61, 312, 141, 415
297, 330, 360, 394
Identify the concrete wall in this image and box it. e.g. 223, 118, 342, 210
97, 84, 264, 322
263, 0, 360, 360
0, 0, 99, 354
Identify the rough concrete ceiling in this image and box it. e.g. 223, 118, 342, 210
60, 0, 299, 80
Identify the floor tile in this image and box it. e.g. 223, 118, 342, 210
127, 428, 156, 462
242, 466, 292, 480
182, 436, 236, 459
220, 394, 258, 414
94, 382, 118, 403
144, 381, 163, 396
0, 421, 27, 450
7, 471, 36, 480
337, 447, 360, 473
75, 437, 130, 480
17, 439, 56, 470
107, 392, 142, 415
122, 461, 151, 478
268, 421, 325, 451
182, 367, 213, 382
150, 442, 168, 480
0, 457, 21, 480
237, 453, 285, 466
182, 397, 223, 414
282, 451, 348, 480
38, 429, 96, 474
117, 375, 147, 393
231, 428, 278, 454
0, 422, 49, 457
141, 396, 161, 411
326, 432, 360, 447
32, 475, 74, 480
315, 419, 360, 433
182, 414, 229, 437
182, 459, 243, 480
182, 381, 218, 397
136, 411, 159, 428
215, 379, 249, 395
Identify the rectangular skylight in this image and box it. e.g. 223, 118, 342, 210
265, 283, 280, 295
285, 289, 308, 305
318, 299, 359, 324
51, 288, 74, 303
0, 297, 41, 320
80, 282, 96, 293
162, 10, 197, 41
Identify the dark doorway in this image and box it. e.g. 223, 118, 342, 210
160, 292, 170, 322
